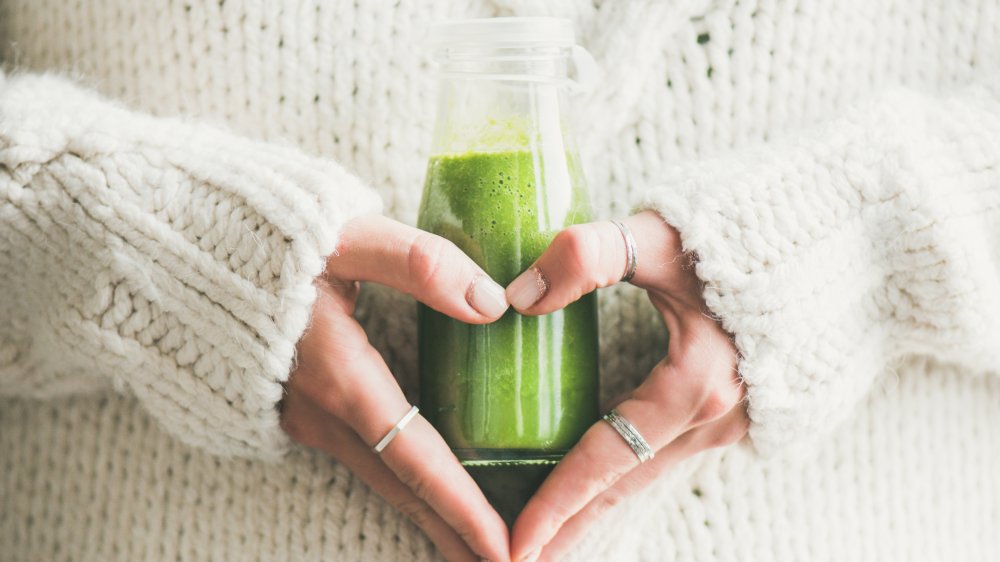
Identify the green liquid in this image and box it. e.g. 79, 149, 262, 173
417, 150, 599, 466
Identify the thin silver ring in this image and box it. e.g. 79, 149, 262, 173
611, 220, 638, 282
602, 408, 655, 463
373, 405, 420, 454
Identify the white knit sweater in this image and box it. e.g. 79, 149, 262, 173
2, 1, 999, 561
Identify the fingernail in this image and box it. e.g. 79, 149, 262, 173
467, 274, 509, 318
517, 548, 541, 562
506, 266, 548, 310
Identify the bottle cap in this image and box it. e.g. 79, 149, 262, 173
428, 17, 575, 48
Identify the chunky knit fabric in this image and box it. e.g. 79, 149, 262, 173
1, 1, 999, 561
0, 72, 382, 459
642, 81, 1000, 456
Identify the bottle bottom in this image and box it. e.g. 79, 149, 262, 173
453, 448, 566, 467
464, 462, 556, 528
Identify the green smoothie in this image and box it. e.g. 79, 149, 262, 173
417, 149, 599, 466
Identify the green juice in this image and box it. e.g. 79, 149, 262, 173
417, 149, 599, 466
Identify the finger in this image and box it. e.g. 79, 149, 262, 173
540, 408, 749, 561
298, 284, 511, 562
328, 214, 508, 322
280, 388, 480, 562
505, 210, 685, 315
509, 359, 743, 562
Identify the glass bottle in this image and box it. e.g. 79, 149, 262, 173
418, 17, 599, 477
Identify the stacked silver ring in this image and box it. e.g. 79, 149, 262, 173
602, 408, 655, 463
611, 220, 638, 282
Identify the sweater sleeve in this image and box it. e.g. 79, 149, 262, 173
639, 79, 1000, 457
0, 71, 382, 460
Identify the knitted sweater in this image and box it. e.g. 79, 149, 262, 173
1, 1, 999, 561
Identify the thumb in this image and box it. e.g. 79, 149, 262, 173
506, 211, 682, 315
326, 215, 509, 323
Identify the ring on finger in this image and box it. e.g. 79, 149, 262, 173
373, 405, 420, 454
602, 408, 655, 463
611, 220, 638, 282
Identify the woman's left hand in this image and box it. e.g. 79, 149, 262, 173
505, 210, 749, 562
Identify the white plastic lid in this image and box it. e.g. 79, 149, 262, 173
427, 17, 576, 48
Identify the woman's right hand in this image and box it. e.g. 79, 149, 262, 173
280, 215, 511, 562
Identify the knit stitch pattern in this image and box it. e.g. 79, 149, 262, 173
641, 81, 1000, 455
1, 0, 999, 560
0, 72, 382, 459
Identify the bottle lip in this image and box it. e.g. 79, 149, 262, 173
427, 17, 575, 49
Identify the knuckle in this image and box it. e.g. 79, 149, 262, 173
577, 441, 628, 492
304, 347, 380, 418
595, 468, 622, 493
297, 368, 343, 414
397, 497, 434, 529
409, 475, 434, 503
306, 365, 369, 421
332, 325, 375, 367
305, 303, 372, 368
396, 460, 440, 504
408, 233, 454, 293
693, 387, 738, 425
313, 385, 352, 420
554, 226, 601, 281
594, 490, 627, 515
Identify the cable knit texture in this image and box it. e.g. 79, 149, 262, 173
0, 72, 382, 459
641, 81, 1000, 455
1, 0, 998, 561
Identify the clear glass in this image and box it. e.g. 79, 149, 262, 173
417, 40, 599, 467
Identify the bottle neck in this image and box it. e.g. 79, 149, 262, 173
429, 74, 573, 155
433, 45, 573, 86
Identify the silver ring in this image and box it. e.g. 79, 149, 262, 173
602, 408, 654, 463
611, 220, 637, 282
373, 405, 420, 454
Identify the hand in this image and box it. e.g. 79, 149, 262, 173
506, 211, 749, 562
280, 215, 511, 562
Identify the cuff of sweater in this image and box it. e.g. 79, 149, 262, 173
2, 71, 382, 460
122, 137, 382, 461
634, 124, 890, 457
146, 133, 382, 461
197, 146, 382, 461
637, 183, 815, 457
